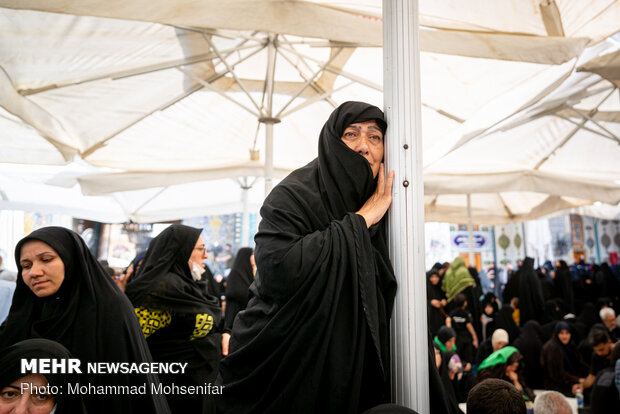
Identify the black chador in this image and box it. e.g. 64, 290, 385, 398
217, 102, 397, 414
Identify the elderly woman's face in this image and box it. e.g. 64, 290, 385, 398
0, 374, 55, 414
189, 236, 208, 268
340, 120, 384, 178
19, 240, 65, 298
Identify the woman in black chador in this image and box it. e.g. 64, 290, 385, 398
540, 321, 588, 396
126, 224, 222, 414
217, 102, 399, 413
0, 226, 170, 414
427, 268, 448, 337
517, 257, 544, 325
553, 260, 575, 315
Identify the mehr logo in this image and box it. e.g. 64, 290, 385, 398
21, 358, 82, 374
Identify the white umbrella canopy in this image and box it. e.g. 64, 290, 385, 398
424, 192, 593, 225
3, 0, 617, 63
578, 46, 620, 87
1, 1, 620, 224
563, 202, 620, 220
0, 160, 271, 223
424, 37, 620, 224
1, 0, 618, 168
0, 8, 347, 171
0, 162, 127, 222
98, 177, 269, 224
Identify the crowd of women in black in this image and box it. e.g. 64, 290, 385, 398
427, 255, 620, 413
0, 102, 419, 414
3, 100, 619, 414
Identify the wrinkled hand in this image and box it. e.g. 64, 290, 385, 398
356, 163, 394, 228
221, 333, 231, 356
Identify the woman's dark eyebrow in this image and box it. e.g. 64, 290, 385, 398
3, 385, 20, 391
20, 251, 56, 264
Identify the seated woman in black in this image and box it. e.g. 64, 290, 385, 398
476, 346, 536, 404
126, 224, 222, 414
540, 321, 589, 396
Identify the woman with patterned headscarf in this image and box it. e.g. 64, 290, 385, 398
126, 224, 222, 414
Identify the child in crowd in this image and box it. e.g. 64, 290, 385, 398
447, 293, 479, 366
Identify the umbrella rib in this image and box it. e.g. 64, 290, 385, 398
262, 33, 277, 119
197, 42, 268, 86
421, 103, 465, 123
494, 81, 611, 134
18, 44, 259, 96
202, 34, 263, 114
176, 26, 264, 43
108, 44, 258, 81
274, 48, 344, 119
83, 37, 267, 156
497, 194, 514, 219
539, 0, 565, 36
179, 68, 260, 117
553, 113, 619, 143
130, 187, 169, 218
534, 86, 617, 169
275, 46, 337, 109
274, 48, 338, 113
278, 44, 382, 91
279, 81, 354, 119
235, 177, 257, 190
277, 39, 376, 48
565, 102, 620, 143
81, 83, 205, 158
277, 35, 338, 108
174, 43, 269, 118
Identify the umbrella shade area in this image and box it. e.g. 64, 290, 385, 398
1, 2, 620, 225
0, 162, 268, 224
102, 177, 268, 224
424, 192, 592, 225
0, 163, 127, 222
423, 39, 620, 224
0, 8, 348, 172
579, 47, 620, 87
562, 201, 620, 221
